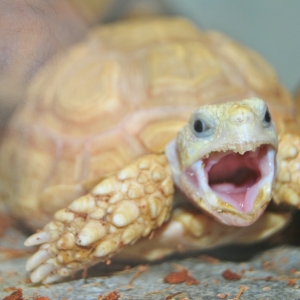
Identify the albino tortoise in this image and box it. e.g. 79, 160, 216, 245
1, 17, 300, 284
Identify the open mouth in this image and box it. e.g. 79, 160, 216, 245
185, 145, 275, 214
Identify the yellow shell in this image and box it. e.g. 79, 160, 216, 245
0, 17, 295, 229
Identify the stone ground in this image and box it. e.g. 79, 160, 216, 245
1, 225, 300, 300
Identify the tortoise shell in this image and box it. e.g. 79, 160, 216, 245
0, 18, 295, 229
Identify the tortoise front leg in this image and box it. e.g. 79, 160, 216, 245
274, 133, 300, 207
24, 154, 173, 284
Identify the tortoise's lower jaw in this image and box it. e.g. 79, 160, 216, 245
184, 145, 276, 226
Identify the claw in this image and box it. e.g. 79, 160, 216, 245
24, 231, 50, 246
24, 154, 173, 283
26, 249, 54, 271
30, 264, 55, 283
77, 221, 107, 246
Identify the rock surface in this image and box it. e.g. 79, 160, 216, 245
1, 226, 300, 299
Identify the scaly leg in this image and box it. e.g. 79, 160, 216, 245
274, 133, 300, 207
24, 154, 174, 284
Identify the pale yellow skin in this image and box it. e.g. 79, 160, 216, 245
169, 98, 278, 226
0, 18, 300, 283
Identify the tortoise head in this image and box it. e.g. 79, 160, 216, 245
165, 98, 278, 226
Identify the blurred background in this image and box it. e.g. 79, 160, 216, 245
104, 0, 300, 92
1, 0, 300, 125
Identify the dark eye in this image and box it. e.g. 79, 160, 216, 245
192, 118, 212, 137
193, 119, 205, 133
263, 108, 271, 125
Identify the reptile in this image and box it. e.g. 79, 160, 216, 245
0, 17, 299, 284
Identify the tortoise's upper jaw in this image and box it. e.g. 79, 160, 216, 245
166, 98, 278, 227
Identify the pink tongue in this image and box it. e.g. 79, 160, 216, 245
204, 151, 261, 212
211, 183, 251, 210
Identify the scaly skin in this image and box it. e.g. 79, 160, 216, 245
25, 98, 281, 284
25, 154, 173, 283
274, 134, 300, 207
166, 98, 278, 226
0, 16, 298, 286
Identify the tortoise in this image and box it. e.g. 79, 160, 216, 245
1, 17, 300, 284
